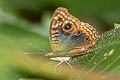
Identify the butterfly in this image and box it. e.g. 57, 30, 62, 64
45, 7, 99, 69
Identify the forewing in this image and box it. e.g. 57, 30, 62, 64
49, 7, 99, 56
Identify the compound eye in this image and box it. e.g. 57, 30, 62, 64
63, 23, 73, 32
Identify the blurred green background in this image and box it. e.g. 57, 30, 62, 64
0, 0, 120, 80
3, 0, 120, 33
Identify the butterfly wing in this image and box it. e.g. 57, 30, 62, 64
49, 7, 99, 56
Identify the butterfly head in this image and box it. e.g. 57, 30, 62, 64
49, 7, 99, 53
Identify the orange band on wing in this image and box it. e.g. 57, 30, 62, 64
80, 27, 93, 41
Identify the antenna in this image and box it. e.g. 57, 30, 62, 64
28, 42, 48, 53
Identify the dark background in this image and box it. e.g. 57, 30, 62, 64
4, 0, 120, 34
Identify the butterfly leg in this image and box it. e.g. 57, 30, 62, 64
54, 59, 72, 72
64, 61, 72, 69
54, 61, 64, 73
50, 57, 71, 72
